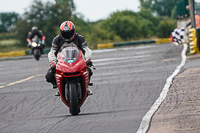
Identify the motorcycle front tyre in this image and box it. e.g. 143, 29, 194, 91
69, 83, 80, 115
33, 49, 41, 60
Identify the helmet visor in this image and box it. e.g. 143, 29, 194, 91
61, 29, 75, 40
33, 29, 38, 33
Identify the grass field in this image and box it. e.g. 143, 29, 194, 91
0, 39, 28, 53
0, 39, 19, 45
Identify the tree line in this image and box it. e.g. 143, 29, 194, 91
0, 0, 178, 49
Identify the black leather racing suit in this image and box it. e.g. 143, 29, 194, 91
27, 31, 44, 40
26, 30, 45, 47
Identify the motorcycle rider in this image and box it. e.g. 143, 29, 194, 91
45, 21, 93, 96
26, 26, 46, 49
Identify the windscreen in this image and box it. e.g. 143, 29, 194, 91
61, 46, 79, 63
31, 35, 41, 43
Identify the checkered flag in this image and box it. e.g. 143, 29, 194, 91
171, 28, 185, 45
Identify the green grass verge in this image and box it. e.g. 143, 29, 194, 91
0, 39, 28, 53
0, 39, 19, 46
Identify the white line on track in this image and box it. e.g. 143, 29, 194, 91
93, 49, 118, 53
136, 44, 188, 133
93, 55, 150, 63
92, 45, 155, 54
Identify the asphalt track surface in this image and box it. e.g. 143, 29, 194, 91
0, 43, 183, 133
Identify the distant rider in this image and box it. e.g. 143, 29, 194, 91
26, 26, 46, 48
45, 21, 93, 96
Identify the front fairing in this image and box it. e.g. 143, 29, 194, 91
31, 42, 42, 49
55, 47, 88, 108
31, 36, 42, 49
56, 52, 87, 73
31, 35, 41, 43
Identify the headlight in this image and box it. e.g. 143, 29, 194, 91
31, 42, 37, 47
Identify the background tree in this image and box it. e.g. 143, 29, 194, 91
140, 0, 178, 18
0, 12, 19, 33
99, 11, 142, 40
98, 10, 160, 40
156, 18, 176, 38
1, 0, 178, 51
15, 0, 75, 47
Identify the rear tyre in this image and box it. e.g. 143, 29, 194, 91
69, 84, 80, 115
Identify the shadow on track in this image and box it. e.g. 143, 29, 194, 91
79, 109, 133, 116
34, 109, 134, 120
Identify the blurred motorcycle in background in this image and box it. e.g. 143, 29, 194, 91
30, 36, 44, 60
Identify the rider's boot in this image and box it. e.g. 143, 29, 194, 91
88, 75, 93, 96
53, 83, 60, 96
53, 83, 57, 89
87, 88, 93, 96
55, 90, 60, 96
88, 83, 93, 86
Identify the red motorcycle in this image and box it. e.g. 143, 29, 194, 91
55, 45, 95, 115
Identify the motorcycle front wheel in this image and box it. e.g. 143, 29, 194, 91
69, 83, 80, 115
33, 49, 41, 60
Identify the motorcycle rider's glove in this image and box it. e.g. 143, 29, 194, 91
39, 40, 45, 48
42, 40, 45, 45
50, 60, 57, 72
86, 59, 93, 66
28, 41, 31, 48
